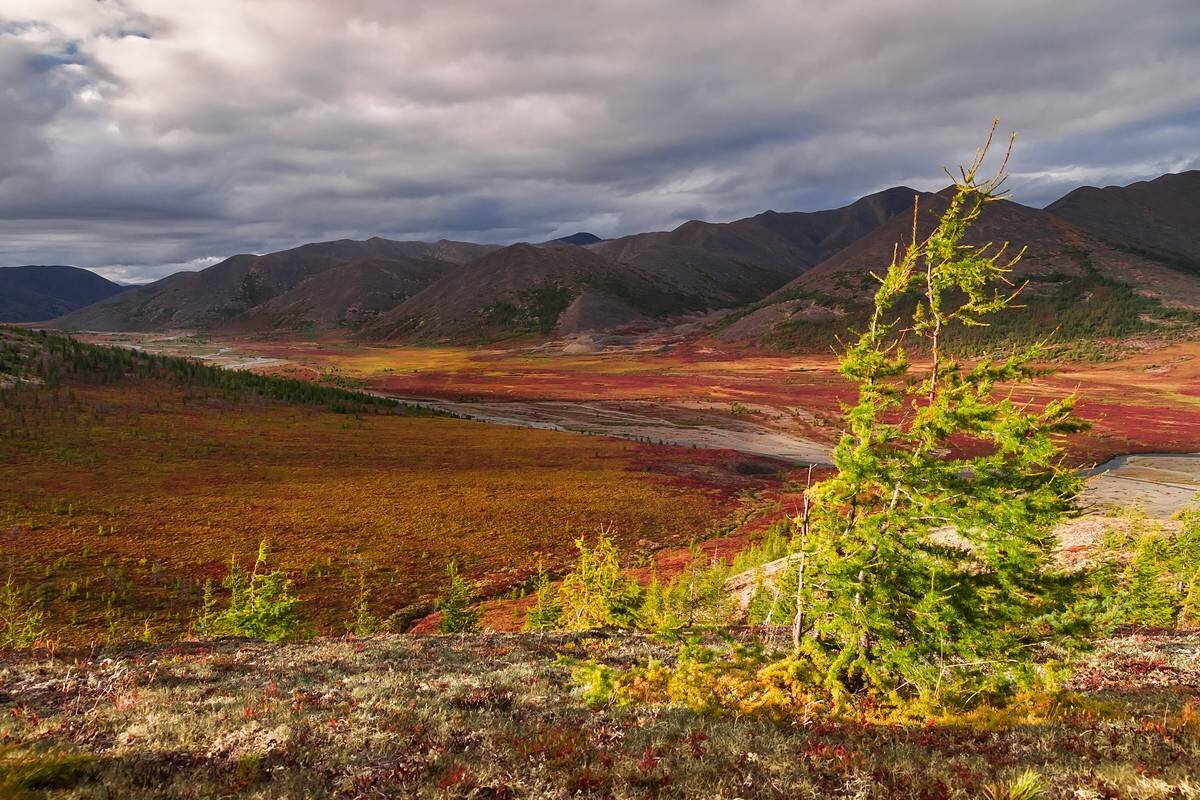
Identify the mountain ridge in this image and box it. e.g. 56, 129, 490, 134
43, 169, 1200, 346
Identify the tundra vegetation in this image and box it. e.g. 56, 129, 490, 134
0, 326, 735, 645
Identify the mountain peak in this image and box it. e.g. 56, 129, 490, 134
548, 232, 603, 246
0, 265, 127, 323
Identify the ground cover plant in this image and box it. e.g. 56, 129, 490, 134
0, 328, 754, 645
0, 631, 1196, 799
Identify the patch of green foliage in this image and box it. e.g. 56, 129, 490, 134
238, 270, 273, 307
0, 578, 46, 648
592, 274, 712, 318
0, 326, 440, 416
556, 533, 643, 630
1100, 509, 1200, 628
436, 561, 480, 634
982, 769, 1049, 800
482, 284, 576, 335
344, 574, 385, 636
523, 563, 563, 631
195, 540, 310, 642
639, 543, 736, 632
0, 746, 93, 798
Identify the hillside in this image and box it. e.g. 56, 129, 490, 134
1047, 170, 1200, 265
1, 631, 1196, 798
44, 173, 1200, 345
721, 189, 1200, 353
51, 238, 493, 332
365, 189, 923, 343
0, 265, 126, 322
365, 243, 690, 341
587, 186, 919, 308
0, 326, 746, 645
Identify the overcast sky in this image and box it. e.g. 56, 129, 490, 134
2, 1, 1198, 283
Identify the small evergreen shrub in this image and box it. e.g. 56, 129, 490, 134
1123, 535, 1181, 627
1112, 508, 1200, 628
769, 128, 1093, 704
345, 574, 385, 636
557, 533, 642, 630
436, 561, 480, 633
639, 543, 736, 632
195, 541, 309, 641
523, 564, 563, 631
0, 579, 46, 649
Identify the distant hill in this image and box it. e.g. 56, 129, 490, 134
365, 243, 669, 341
366, 189, 925, 343
0, 265, 127, 322
546, 232, 603, 246
721, 187, 1200, 352
1046, 171, 1200, 266
586, 187, 920, 309
53, 237, 496, 332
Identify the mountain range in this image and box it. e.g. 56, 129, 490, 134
12, 170, 1200, 347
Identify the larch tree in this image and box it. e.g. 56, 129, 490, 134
790, 123, 1091, 704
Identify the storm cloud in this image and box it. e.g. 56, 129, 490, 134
2, 0, 1198, 281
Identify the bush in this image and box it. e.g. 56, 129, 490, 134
436, 561, 480, 633
1123, 535, 1182, 627
572, 643, 826, 720
345, 574, 385, 636
557, 533, 642, 630
1113, 509, 1200, 628
195, 541, 309, 641
523, 564, 562, 631
639, 543, 736, 632
0, 579, 46, 649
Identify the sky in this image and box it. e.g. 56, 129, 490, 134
2, 1, 1198, 283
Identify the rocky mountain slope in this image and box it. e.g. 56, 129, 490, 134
365, 243, 666, 341
50, 190, 920, 339
0, 265, 126, 322
368, 188, 923, 343
720, 186, 1200, 351
47, 171, 1200, 345
1047, 170, 1200, 265
587, 186, 919, 309
52, 238, 493, 332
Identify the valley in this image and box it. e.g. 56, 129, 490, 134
82, 327, 1200, 461
2, 329, 796, 645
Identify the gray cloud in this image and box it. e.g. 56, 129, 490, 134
1, 0, 1198, 282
